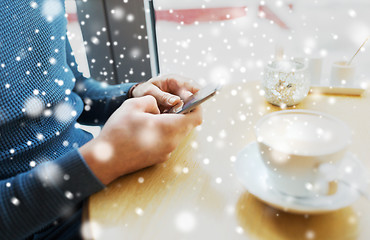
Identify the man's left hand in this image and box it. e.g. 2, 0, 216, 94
131, 74, 199, 113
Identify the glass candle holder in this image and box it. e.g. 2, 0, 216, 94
262, 60, 310, 107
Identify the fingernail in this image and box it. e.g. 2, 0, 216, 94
185, 91, 193, 98
168, 96, 178, 104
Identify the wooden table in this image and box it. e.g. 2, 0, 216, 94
85, 81, 370, 240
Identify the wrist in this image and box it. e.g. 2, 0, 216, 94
80, 140, 117, 185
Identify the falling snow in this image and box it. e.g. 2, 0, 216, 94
11, 197, 20, 206
24, 97, 44, 118
65, 191, 74, 200
92, 141, 114, 162
81, 221, 101, 239
135, 207, 144, 216
0, 2, 369, 237
138, 177, 144, 183
175, 211, 196, 232
36, 162, 63, 185
41, 0, 63, 22
54, 102, 76, 122
305, 230, 315, 239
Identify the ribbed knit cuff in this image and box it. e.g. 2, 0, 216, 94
50, 149, 106, 200
0, 149, 107, 239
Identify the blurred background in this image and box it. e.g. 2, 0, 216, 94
66, 0, 370, 87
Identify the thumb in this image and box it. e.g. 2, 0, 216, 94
148, 85, 182, 107
127, 95, 160, 114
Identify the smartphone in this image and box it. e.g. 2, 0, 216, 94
175, 83, 220, 114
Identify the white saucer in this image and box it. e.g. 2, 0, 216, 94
235, 142, 368, 214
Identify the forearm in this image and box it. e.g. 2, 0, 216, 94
0, 149, 104, 239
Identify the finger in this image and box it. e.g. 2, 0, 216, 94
176, 88, 194, 101
146, 84, 182, 107
183, 106, 203, 126
165, 77, 200, 101
127, 95, 160, 114
158, 106, 203, 132
151, 74, 200, 95
166, 76, 200, 93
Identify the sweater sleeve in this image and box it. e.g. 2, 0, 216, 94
0, 149, 105, 240
65, 39, 137, 125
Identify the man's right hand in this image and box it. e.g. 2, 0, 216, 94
80, 95, 202, 185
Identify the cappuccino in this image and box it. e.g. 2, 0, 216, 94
257, 112, 350, 156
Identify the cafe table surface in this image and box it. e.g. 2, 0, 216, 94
83, 81, 370, 240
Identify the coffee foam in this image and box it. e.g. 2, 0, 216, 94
258, 112, 348, 156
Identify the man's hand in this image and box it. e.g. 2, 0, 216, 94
132, 74, 200, 113
80, 95, 202, 185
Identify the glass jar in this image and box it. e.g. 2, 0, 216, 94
262, 60, 310, 107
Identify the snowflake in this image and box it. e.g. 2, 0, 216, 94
206, 136, 213, 142
37, 133, 44, 141
348, 216, 357, 224
328, 97, 336, 105
65, 191, 74, 200
42, 0, 63, 22
36, 162, 63, 185
49, 57, 57, 65
92, 141, 113, 162
126, 14, 134, 22
43, 109, 52, 117
11, 197, 20, 206
137, 125, 159, 149
130, 47, 142, 58
111, 8, 125, 20
215, 177, 222, 184
138, 177, 144, 183
54, 102, 75, 122
175, 211, 196, 232
235, 226, 244, 234
24, 97, 44, 117
135, 207, 144, 216
81, 221, 101, 239
91, 36, 100, 45
30, 1, 38, 9
348, 9, 357, 18
305, 230, 315, 239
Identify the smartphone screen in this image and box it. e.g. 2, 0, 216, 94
176, 83, 220, 114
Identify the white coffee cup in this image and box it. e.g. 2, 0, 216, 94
330, 61, 356, 87
255, 110, 351, 197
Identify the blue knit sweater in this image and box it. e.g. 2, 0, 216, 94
0, 1, 136, 239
